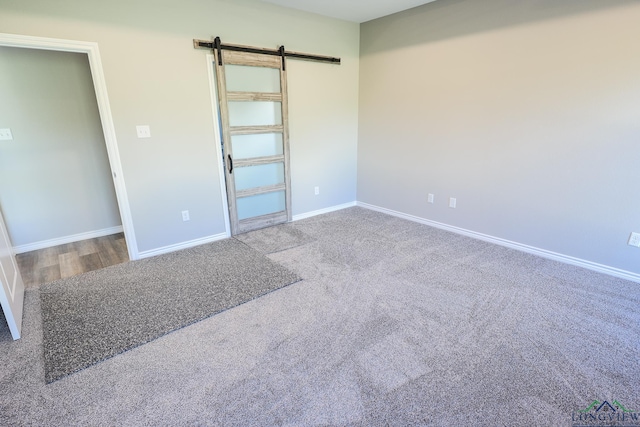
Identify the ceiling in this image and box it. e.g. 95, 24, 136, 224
260, 0, 438, 23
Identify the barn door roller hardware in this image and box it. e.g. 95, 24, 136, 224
193, 37, 341, 68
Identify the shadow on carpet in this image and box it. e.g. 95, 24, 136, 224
234, 223, 316, 255
40, 238, 301, 383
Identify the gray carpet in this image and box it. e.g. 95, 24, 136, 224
39, 238, 301, 383
234, 223, 316, 254
1, 207, 639, 426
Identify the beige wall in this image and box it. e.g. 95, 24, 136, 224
5, 0, 636, 276
0, 0, 360, 253
359, 0, 640, 275
0, 47, 121, 247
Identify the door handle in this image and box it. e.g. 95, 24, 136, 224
228, 155, 233, 174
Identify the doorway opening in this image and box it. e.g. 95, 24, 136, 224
0, 46, 130, 286
0, 33, 137, 259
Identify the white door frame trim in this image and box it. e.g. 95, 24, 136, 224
206, 54, 232, 238
0, 33, 139, 260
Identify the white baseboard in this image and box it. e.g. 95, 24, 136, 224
137, 232, 229, 259
13, 226, 124, 254
293, 202, 357, 222
357, 202, 640, 284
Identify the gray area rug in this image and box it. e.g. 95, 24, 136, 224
1, 207, 639, 426
39, 238, 301, 383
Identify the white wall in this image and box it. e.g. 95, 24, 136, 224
359, 0, 640, 276
0, 47, 121, 248
0, 0, 360, 253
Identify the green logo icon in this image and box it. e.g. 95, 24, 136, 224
578, 400, 634, 413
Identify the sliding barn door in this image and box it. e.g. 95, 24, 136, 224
0, 208, 24, 340
214, 50, 292, 235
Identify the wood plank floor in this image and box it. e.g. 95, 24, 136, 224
16, 233, 129, 288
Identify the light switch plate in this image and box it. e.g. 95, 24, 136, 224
0, 128, 13, 141
136, 125, 151, 138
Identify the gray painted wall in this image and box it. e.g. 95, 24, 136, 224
0, 0, 360, 254
359, 0, 640, 275
0, 47, 121, 247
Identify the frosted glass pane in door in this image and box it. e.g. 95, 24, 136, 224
225, 65, 281, 93
228, 102, 282, 127
235, 162, 284, 191
237, 191, 285, 220
231, 133, 283, 160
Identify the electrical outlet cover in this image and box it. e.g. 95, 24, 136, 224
0, 128, 13, 141
629, 232, 640, 248
136, 125, 151, 138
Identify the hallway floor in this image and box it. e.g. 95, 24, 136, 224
16, 233, 128, 288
